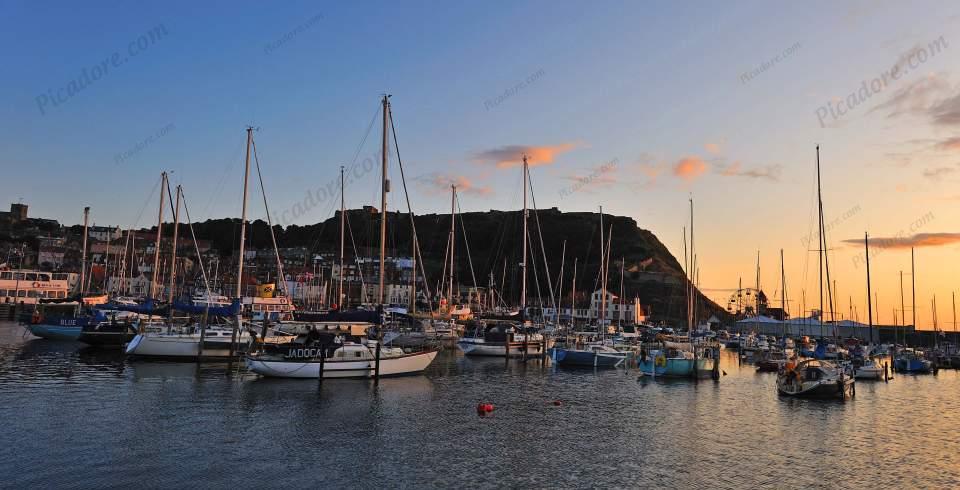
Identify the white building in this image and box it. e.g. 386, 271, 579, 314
539, 289, 646, 325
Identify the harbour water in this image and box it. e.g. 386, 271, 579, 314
1, 321, 958, 488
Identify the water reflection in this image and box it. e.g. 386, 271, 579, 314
2, 321, 960, 487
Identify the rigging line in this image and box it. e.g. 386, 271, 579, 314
455, 196, 480, 298
387, 103, 433, 311
202, 138, 246, 219
307, 103, 381, 252
344, 210, 368, 305
179, 188, 211, 296
525, 170, 556, 310
251, 137, 287, 296
130, 174, 162, 230
527, 227, 545, 320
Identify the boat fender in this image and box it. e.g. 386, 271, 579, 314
655, 355, 666, 368
31, 311, 42, 324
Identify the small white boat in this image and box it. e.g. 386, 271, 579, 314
850, 357, 884, 380
246, 340, 437, 378
126, 325, 251, 359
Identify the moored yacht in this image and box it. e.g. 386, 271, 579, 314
777, 359, 854, 400
458, 321, 551, 357
245, 325, 437, 378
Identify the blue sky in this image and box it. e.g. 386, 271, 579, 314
3, 1, 960, 326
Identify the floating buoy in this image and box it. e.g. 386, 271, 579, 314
552, 400, 562, 406
485, 403, 495, 412
477, 403, 495, 414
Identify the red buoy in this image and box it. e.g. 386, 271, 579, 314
552, 400, 562, 406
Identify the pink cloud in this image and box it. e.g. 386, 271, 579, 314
474, 143, 579, 168
673, 156, 708, 181
416, 173, 492, 196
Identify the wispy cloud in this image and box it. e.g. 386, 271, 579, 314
870, 72, 958, 124
473, 143, 579, 169
415, 173, 492, 196
922, 166, 957, 179
844, 232, 960, 249
716, 161, 782, 181
673, 156, 707, 181
704, 142, 723, 155
935, 136, 960, 151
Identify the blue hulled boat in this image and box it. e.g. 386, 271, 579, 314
894, 349, 934, 374
551, 343, 627, 368
637, 342, 716, 378
26, 311, 105, 340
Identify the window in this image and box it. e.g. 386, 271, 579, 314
13, 273, 25, 281
58, 291, 66, 298
17, 290, 26, 297
53, 273, 67, 280
0, 289, 6, 297
26, 273, 37, 281
27, 290, 39, 298
0, 272, 10, 280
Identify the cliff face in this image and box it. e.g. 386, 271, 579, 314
174, 208, 729, 326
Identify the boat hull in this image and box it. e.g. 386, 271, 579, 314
245, 350, 438, 378
894, 358, 933, 374
78, 325, 138, 346
126, 332, 249, 359
777, 378, 854, 400
458, 338, 552, 357
551, 348, 625, 368
27, 323, 83, 341
638, 357, 712, 378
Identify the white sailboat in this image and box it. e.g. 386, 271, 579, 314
127, 133, 257, 360
246, 95, 438, 378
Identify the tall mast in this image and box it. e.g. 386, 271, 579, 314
899, 270, 906, 346
619, 256, 624, 330
911, 247, 916, 346
378, 95, 389, 308
150, 172, 166, 301
449, 184, 456, 308
557, 240, 566, 327
167, 185, 181, 306
338, 165, 345, 308
865, 232, 873, 345
816, 145, 825, 338
571, 257, 578, 327
79, 206, 90, 296
521, 155, 529, 322
229, 128, 253, 358
780, 248, 786, 338
599, 206, 605, 336
689, 198, 695, 333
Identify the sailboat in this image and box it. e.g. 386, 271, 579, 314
849, 232, 883, 380
459, 154, 551, 358
127, 144, 253, 360
246, 95, 438, 378
551, 206, 627, 367
778, 146, 854, 399
27, 206, 105, 340
637, 198, 715, 377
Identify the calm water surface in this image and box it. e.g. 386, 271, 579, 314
1, 321, 958, 488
